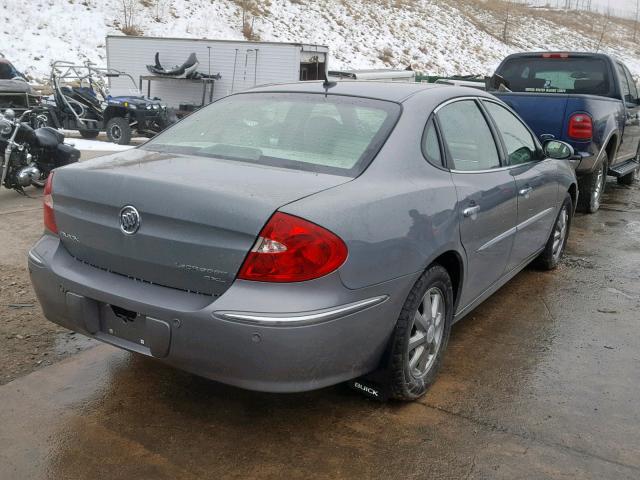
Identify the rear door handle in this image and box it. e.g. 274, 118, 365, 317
519, 186, 533, 198
463, 205, 480, 219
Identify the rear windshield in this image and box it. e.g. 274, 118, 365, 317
499, 57, 611, 95
142, 92, 401, 176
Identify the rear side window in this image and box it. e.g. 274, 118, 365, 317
623, 65, 639, 103
617, 63, 632, 103
422, 120, 442, 166
436, 100, 500, 171
618, 63, 639, 104
143, 93, 400, 177
499, 57, 611, 95
483, 102, 537, 165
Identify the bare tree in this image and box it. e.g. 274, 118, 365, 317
634, 0, 639, 42
238, 0, 259, 40
152, 0, 169, 22
502, 0, 514, 43
119, 0, 142, 36
595, 9, 611, 52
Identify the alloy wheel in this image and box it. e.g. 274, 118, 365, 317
552, 206, 568, 261
407, 287, 446, 379
111, 125, 122, 140
592, 164, 604, 210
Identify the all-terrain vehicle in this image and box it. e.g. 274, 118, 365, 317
0, 54, 43, 118
34, 61, 174, 145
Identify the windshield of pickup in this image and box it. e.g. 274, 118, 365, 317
499, 57, 611, 95
142, 92, 401, 177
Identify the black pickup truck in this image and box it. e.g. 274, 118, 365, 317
491, 52, 640, 213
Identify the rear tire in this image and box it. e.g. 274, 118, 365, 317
106, 117, 132, 145
386, 264, 453, 401
535, 193, 572, 270
577, 154, 607, 214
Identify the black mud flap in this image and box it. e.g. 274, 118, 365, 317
348, 379, 388, 402
348, 368, 393, 402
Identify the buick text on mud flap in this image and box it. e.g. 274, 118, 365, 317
352, 381, 380, 398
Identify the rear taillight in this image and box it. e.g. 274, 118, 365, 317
542, 53, 569, 59
238, 212, 348, 283
568, 113, 593, 140
43, 173, 58, 234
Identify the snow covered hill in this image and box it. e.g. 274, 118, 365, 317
2, 0, 640, 83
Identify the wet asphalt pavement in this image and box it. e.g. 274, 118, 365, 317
0, 171, 639, 479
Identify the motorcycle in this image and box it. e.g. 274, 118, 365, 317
0, 108, 79, 192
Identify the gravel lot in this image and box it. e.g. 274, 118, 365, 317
0, 148, 638, 479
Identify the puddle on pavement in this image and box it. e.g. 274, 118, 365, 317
625, 221, 640, 237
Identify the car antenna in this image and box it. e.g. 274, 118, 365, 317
322, 78, 337, 97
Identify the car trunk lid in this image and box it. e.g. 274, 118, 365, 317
52, 149, 351, 297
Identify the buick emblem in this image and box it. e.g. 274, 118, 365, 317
119, 205, 141, 235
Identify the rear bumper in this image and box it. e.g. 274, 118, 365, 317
572, 151, 599, 175
28, 235, 415, 392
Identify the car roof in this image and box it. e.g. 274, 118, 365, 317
245, 80, 492, 103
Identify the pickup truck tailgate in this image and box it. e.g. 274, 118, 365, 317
494, 93, 570, 141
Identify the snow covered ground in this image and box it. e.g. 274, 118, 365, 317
2, 0, 639, 82
63, 137, 136, 152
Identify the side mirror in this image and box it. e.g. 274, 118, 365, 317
543, 139, 574, 160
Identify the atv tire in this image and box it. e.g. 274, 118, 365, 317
106, 117, 132, 145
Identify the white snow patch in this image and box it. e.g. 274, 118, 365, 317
2, 0, 639, 82
65, 138, 135, 152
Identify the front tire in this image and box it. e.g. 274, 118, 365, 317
535, 192, 572, 270
577, 155, 607, 214
106, 117, 132, 145
387, 265, 453, 401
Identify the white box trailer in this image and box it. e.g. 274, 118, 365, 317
106, 36, 329, 109
328, 69, 416, 82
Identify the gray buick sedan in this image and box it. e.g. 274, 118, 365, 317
28, 82, 577, 401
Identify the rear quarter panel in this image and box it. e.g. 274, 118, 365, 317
493, 92, 623, 159
281, 89, 463, 291
563, 95, 623, 160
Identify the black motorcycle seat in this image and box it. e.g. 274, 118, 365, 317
35, 127, 64, 149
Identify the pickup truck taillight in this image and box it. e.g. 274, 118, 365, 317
568, 113, 593, 141
43, 173, 58, 234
